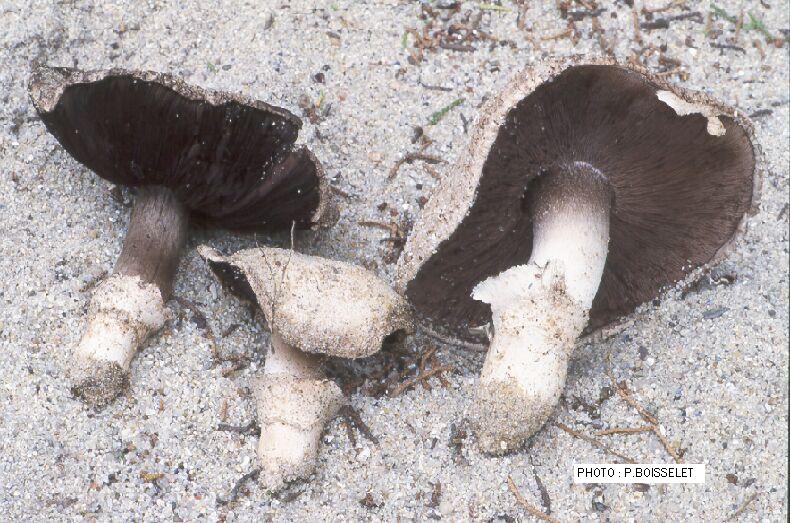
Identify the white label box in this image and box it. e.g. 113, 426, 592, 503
573, 464, 705, 484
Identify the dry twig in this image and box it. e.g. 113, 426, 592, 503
605, 352, 683, 462
542, 27, 573, 41
421, 324, 487, 352
418, 346, 438, 390
653, 427, 682, 462
591, 16, 615, 56
359, 220, 399, 235
390, 364, 454, 397
596, 425, 654, 436
216, 421, 260, 436
726, 492, 759, 520
330, 185, 353, 199
388, 152, 443, 180
652, 67, 683, 78
632, 3, 643, 44
605, 356, 658, 424
507, 476, 561, 523
217, 468, 261, 506
555, 422, 637, 464
424, 165, 441, 180
337, 405, 379, 445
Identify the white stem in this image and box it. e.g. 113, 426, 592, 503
71, 274, 166, 406
263, 333, 322, 378
255, 334, 343, 490
470, 162, 611, 454
526, 163, 611, 310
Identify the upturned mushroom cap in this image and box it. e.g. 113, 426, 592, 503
396, 56, 760, 338
28, 65, 333, 230
199, 246, 412, 358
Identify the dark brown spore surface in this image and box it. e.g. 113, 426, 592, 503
205, 257, 259, 307
407, 65, 755, 337
40, 75, 322, 230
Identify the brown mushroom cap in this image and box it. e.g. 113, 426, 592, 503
199, 246, 412, 358
28, 65, 332, 230
397, 57, 760, 339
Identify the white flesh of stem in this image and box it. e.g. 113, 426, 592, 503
256, 333, 343, 489
470, 162, 611, 452
75, 274, 165, 370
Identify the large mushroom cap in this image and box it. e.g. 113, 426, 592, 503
397, 57, 759, 338
199, 246, 412, 358
29, 65, 332, 230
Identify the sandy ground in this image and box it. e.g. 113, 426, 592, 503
0, 0, 787, 521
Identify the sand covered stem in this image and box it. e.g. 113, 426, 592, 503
256, 334, 343, 490
69, 186, 187, 407
71, 274, 166, 407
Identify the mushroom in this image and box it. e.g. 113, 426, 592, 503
396, 58, 760, 454
199, 246, 411, 489
28, 66, 334, 407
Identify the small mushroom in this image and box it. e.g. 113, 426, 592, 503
199, 246, 411, 489
29, 66, 334, 407
396, 58, 760, 454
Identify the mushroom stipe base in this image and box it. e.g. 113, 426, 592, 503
70, 186, 185, 408
71, 274, 167, 407
255, 375, 344, 491
255, 334, 344, 492
70, 359, 130, 408
471, 267, 586, 453
471, 163, 612, 453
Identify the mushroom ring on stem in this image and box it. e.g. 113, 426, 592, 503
396, 57, 760, 454
200, 246, 411, 490
29, 66, 334, 407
